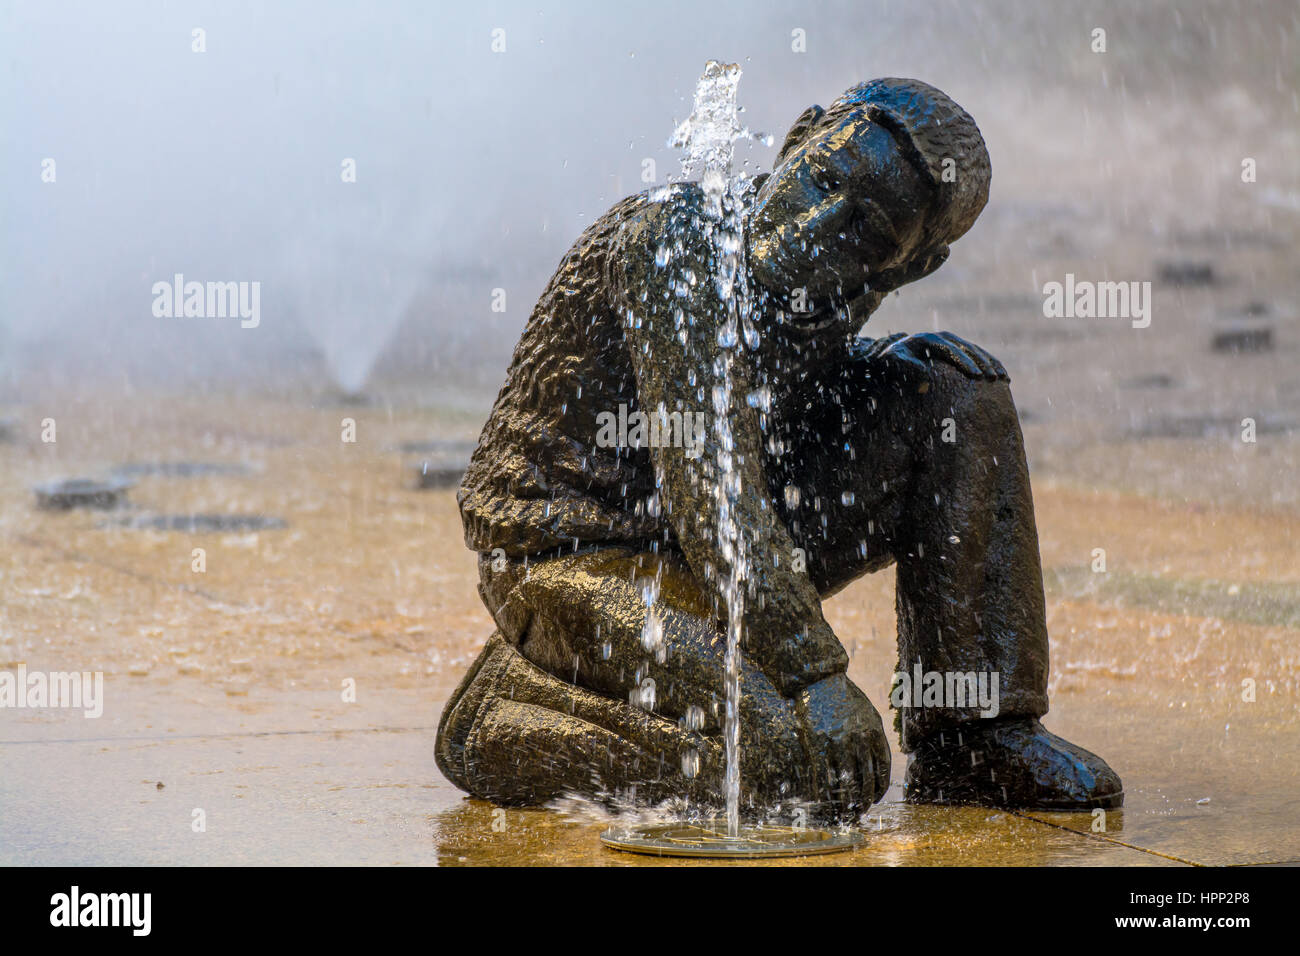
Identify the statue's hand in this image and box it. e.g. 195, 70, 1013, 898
863, 330, 1009, 381
794, 673, 891, 819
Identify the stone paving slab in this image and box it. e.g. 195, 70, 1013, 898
0, 682, 1187, 867
0, 707, 1169, 867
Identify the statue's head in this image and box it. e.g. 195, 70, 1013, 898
748, 78, 991, 314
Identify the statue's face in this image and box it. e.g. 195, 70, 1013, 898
748, 112, 933, 311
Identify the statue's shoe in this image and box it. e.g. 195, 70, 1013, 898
904, 718, 1123, 810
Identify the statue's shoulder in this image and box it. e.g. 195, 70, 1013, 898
604, 183, 712, 291
613, 182, 706, 247
553, 184, 700, 281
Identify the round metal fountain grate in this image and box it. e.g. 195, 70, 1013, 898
112, 461, 256, 478
34, 477, 133, 510
114, 513, 287, 533
413, 460, 467, 489
321, 390, 376, 407
390, 439, 477, 456
393, 439, 475, 490
600, 819, 863, 859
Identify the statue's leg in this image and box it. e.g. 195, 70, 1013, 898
770, 334, 1121, 809
436, 630, 722, 806
437, 547, 808, 811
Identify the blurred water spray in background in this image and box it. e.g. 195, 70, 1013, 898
2, 0, 1296, 416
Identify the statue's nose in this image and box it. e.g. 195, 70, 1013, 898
814, 193, 852, 228
797, 195, 853, 248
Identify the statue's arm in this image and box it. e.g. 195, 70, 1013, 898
612, 203, 848, 697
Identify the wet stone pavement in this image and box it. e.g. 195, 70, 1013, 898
1, 392, 1297, 865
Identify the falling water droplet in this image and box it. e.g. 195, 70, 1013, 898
641, 608, 664, 653
639, 677, 656, 711
784, 484, 802, 509
746, 386, 771, 411
682, 748, 700, 778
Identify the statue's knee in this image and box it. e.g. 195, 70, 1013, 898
925, 356, 1017, 420
870, 331, 1009, 395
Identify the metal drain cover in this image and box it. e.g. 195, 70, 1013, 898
112, 461, 256, 478
115, 513, 286, 533
391, 439, 477, 456
414, 461, 467, 489
34, 477, 133, 510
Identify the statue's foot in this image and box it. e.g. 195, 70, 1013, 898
903, 718, 1123, 810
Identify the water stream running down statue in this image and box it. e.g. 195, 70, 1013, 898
671, 60, 755, 842
603, 61, 859, 857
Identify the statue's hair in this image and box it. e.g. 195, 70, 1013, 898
778, 78, 992, 258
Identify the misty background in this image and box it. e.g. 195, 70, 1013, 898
2, 0, 1296, 420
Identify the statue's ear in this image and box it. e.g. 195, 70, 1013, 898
849, 245, 952, 326
903, 244, 950, 284
776, 105, 825, 165
869, 245, 951, 295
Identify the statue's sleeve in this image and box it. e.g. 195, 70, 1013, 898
610, 201, 848, 697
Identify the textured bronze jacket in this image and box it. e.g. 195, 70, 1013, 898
458, 184, 850, 694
